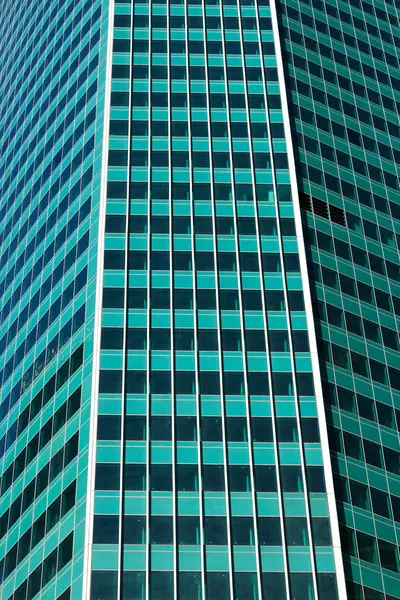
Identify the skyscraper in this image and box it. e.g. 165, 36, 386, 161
277, 0, 400, 598
0, 0, 398, 599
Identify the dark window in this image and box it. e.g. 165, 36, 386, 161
255, 465, 277, 492
301, 418, 320, 442
99, 370, 122, 394
290, 573, 314, 600
245, 330, 266, 351
285, 517, 309, 546
150, 328, 171, 350
203, 465, 225, 491
97, 415, 121, 440
228, 465, 251, 491
226, 417, 247, 442
204, 516, 227, 544
220, 289, 239, 310
242, 290, 262, 311
91, 571, 118, 600
258, 517, 282, 545
174, 289, 193, 309
280, 466, 303, 492
127, 328, 146, 350
312, 517, 332, 546
150, 371, 171, 394
234, 572, 258, 600
175, 371, 195, 394
176, 416, 197, 441
93, 515, 119, 544
103, 288, 124, 308
251, 417, 273, 442
177, 516, 200, 544
201, 417, 222, 441
150, 572, 174, 600
95, 464, 120, 490
151, 416, 172, 440
317, 573, 338, 600
176, 464, 198, 491
198, 329, 218, 351
231, 517, 254, 545
151, 464, 172, 491
371, 488, 391, 519
124, 464, 146, 490
265, 290, 285, 310
151, 516, 173, 544
262, 573, 286, 600
277, 417, 298, 442
206, 573, 230, 600
196, 289, 217, 309
123, 516, 146, 544
269, 330, 289, 352
199, 371, 220, 394
306, 466, 326, 493
151, 288, 170, 309
179, 572, 201, 598
222, 329, 242, 351
125, 416, 146, 440
379, 539, 399, 572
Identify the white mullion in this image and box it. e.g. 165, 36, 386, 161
81, 0, 115, 596
218, 6, 263, 600
200, 0, 235, 596
166, 4, 178, 598
184, 3, 207, 598
117, 3, 136, 598
145, 4, 152, 598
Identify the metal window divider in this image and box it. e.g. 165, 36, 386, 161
183, 1, 208, 598
200, 0, 235, 595
145, 6, 152, 597
166, 5, 179, 598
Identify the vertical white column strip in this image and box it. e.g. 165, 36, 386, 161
200, 1, 235, 595
145, 7, 152, 598
183, 4, 207, 598
166, 5, 178, 598
268, 1, 348, 598
81, 0, 115, 598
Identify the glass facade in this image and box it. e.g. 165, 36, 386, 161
0, 0, 110, 597
0, 0, 397, 599
90, 0, 343, 598
277, 0, 400, 598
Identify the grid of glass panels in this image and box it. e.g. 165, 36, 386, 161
0, 0, 110, 597
91, 0, 341, 598
277, 0, 400, 598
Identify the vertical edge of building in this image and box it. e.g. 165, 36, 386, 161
269, 0, 348, 597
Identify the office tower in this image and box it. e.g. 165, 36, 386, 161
0, 0, 106, 598
0, 0, 399, 598
277, 0, 400, 598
